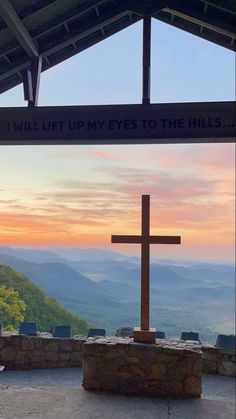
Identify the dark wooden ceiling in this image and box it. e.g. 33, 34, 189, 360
0, 0, 235, 94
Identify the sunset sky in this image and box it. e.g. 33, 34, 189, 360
0, 20, 235, 263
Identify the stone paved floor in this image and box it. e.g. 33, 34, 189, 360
0, 368, 235, 419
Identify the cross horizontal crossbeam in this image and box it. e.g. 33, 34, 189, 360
111, 235, 181, 244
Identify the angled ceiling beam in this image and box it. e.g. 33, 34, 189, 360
205, 0, 236, 14
164, 0, 236, 39
27, 0, 107, 40
41, 0, 133, 57
0, 0, 39, 57
164, 7, 236, 40
0, 0, 107, 58
0, 60, 30, 82
154, 10, 235, 51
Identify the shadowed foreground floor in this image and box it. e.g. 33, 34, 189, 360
0, 368, 235, 419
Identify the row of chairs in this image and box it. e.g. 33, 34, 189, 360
18, 323, 106, 339
1, 323, 235, 349
18, 322, 71, 338
16, 324, 200, 341
0, 322, 105, 338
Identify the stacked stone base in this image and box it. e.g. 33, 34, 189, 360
83, 337, 202, 397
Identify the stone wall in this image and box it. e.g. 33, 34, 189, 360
83, 337, 202, 397
0, 334, 85, 370
202, 345, 235, 377
0, 334, 235, 378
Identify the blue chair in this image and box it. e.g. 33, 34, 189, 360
216, 334, 235, 350
53, 325, 71, 338
87, 328, 106, 338
19, 322, 37, 336
181, 331, 199, 341
156, 331, 166, 339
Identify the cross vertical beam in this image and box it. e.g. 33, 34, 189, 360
141, 195, 150, 330
142, 15, 151, 105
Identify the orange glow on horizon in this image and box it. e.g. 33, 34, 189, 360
0, 144, 235, 262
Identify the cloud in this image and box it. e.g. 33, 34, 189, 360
101, 166, 219, 202
147, 144, 235, 171
0, 145, 234, 254
89, 150, 119, 160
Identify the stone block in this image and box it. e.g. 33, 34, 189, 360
0, 346, 17, 362
44, 341, 59, 352
133, 327, 156, 344
33, 338, 43, 350
192, 359, 202, 377
73, 340, 84, 351
127, 356, 139, 364
8, 335, 22, 349
0, 337, 4, 350
21, 337, 35, 351
45, 361, 58, 369
151, 362, 166, 378
59, 352, 70, 361
30, 350, 44, 363
15, 351, 29, 364
58, 361, 70, 368
45, 352, 59, 362
58, 340, 73, 352
83, 357, 97, 378
184, 376, 202, 396
218, 360, 235, 377
31, 363, 44, 369
70, 360, 82, 367
70, 351, 82, 362
83, 337, 202, 397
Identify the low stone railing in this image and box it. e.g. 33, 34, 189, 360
0, 334, 85, 370
202, 345, 235, 377
0, 334, 235, 377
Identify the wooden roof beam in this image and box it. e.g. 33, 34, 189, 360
0, 0, 39, 57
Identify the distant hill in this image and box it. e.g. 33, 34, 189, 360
0, 264, 90, 334
0, 247, 234, 343
0, 246, 65, 263
51, 247, 139, 262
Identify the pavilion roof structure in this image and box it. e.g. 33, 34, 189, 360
0, 0, 235, 96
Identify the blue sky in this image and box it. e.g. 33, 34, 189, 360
0, 20, 235, 107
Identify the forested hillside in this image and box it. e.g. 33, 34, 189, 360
0, 264, 90, 334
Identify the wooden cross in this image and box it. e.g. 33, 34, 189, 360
111, 195, 181, 343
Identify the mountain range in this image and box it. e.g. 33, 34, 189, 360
0, 246, 234, 343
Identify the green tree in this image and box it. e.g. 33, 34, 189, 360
0, 285, 26, 330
